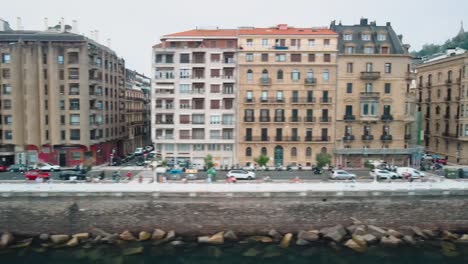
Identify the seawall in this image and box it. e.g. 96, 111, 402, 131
1, 183, 467, 235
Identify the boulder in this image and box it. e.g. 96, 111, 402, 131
123, 247, 144, 256
208, 232, 224, 245
224, 230, 238, 241
151, 229, 166, 240
344, 239, 367, 253
279, 233, 292, 248
422, 229, 437, 239
458, 234, 468, 241
0, 232, 14, 248
169, 240, 185, 247
362, 234, 378, 244
386, 229, 403, 238
101, 234, 119, 244
247, 236, 273, 243
165, 230, 175, 241
320, 225, 347, 243
352, 235, 367, 248
441, 231, 459, 241
138, 231, 151, 241
402, 235, 417, 246
39, 234, 49, 241
9, 238, 33, 249
350, 217, 363, 225
399, 226, 416, 237
50, 235, 70, 244
367, 225, 386, 239
119, 231, 136, 241
72, 233, 90, 240
66, 237, 80, 247
268, 229, 282, 242
198, 236, 210, 243
410, 226, 427, 239
298, 230, 319, 242
380, 235, 402, 247
296, 238, 310, 246
353, 226, 367, 236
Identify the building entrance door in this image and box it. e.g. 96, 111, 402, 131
274, 146, 283, 166
59, 153, 67, 167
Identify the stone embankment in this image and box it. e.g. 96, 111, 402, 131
1, 219, 468, 256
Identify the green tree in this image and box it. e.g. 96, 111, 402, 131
316, 153, 332, 169
204, 154, 214, 169
160, 159, 167, 167
364, 160, 375, 170
254, 154, 269, 167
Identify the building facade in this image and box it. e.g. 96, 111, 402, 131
236, 25, 338, 167
0, 19, 126, 166
331, 19, 417, 167
124, 69, 151, 154
152, 29, 237, 168
417, 48, 468, 164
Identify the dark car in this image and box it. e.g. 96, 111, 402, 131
8, 164, 29, 172
59, 171, 88, 181
435, 158, 448, 165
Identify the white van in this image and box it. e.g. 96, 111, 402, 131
396, 167, 425, 179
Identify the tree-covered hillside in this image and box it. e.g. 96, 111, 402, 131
412, 31, 467, 57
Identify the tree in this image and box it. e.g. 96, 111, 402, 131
204, 154, 214, 169
254, 154, 269, 167
316, 153, 332, 169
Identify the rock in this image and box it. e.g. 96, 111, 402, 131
458, 234, 468, 241
298, 230, 319, 242
102, 234, 119, 244
320, 225, 347, 243
119, 230, 136, 241
9, 238, 33, 249
344, 239, 366, 253
441, 231, 459, 241
208, 232, 224, 245
151, 229, 166, 240
402, 235, 417, 246
243, 248, 261, 257
123, 247, 144, 256
223, 230, 238, 241
353, 226, 367, 236
410, 227, 427, 239
367, 225, 387, 239
91, 228, 112, 237
39, 234, 49, 241
441, 241, 459, 257
296, 238, 310, 246
399, 226, 416, 237
198, 236, 210, 243
0, 232, 14, 248
66, 237, 79, 247
386, 229, 403, 238
346, 225, 358, 234
352, 235, 367, 248
422, 229, 437, 239
380, 235, 402, 247
350, 217, 363, 225
362, 234, 378, 244
165, 230, 175, 241
138, 231, 151, 241
72, 233, 90, 240
50, 235, 70, 244
279, 233, 292, 248
169, 240, 184, 247
268, 229, 282, 242
247, 236, 273, 243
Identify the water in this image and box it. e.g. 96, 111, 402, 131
1, 241, 467, 264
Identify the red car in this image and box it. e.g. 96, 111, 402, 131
435, 158, 448, 165
0, 165, 8, 172
25, 170, 50, 181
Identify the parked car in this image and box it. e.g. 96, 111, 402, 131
0, 164, 8, 172
226, 170, 256, 180
370, 169, 400, 180
59, 171, 87, 181
144, 146, 154, 153
38, 163, 61, 172
435, 158, 448, 165
8, 164, 29, 172
396, 167, 425, 179
421, 154, 434, 160
330, 170, 356, 180
25, 170, 50, 181
134, 147, 144, 156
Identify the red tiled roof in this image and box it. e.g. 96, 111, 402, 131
238, 27, 336, 36
164, 29, 238, 38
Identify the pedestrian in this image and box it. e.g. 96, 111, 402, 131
99, 171, 105, 180
138, 175, 143, 183
126, 171, 133, 180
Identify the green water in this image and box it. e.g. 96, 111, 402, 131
1, 241, 467, 264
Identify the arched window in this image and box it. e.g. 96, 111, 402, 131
246, 147, 252, 157
291, 147, 297, 157
291, 69, 300, 81
307, 69, 314, 79
321, 147, 327, 154
247, 69, 253, 81
306, 147, 312, 157
448, 70, 453, 82
277, 69, 284, 80
262, 69, 269, 78
261, 147, 267, 156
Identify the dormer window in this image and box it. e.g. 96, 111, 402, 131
362, 33, 371, 41
364, 46, 374, 54
344, 33, 352, 41
345, 46, 354, 54
377, 34, 386, 41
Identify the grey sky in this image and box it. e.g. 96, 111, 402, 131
3, 0, 467, 76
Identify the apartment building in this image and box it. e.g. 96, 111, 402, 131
331, 19, 417, 167
152, 29, 237, 168
417, 47, 468, 164
0, 19, 126, 166
237, 24, 338, 167
124, 69, 151, 154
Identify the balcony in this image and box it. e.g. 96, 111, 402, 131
380, 134, 393, 142
344, 115, 356, 121
319, 116, 331, 123
360, 92, 380, 99
274, 116, 285, 122
244, 117, 255, 122
259, 116, 271, 122
245, 136, 270, 142
320, 97, 332, 104
361, 135, 374, 141
291, 97, 316, 104
446, 79, 452, 84
304, 136, 331, 142
260, 97, 286, 104
343, 135, 356, 142
155, 120, 174, 124
273, 45, 288, 50
442, 132, 457, 138
221, 75, 235, 81
259, 77, 272, 85
381, 114, 394, 121
192, 75, 205, 80
304, 78, 317, 86
360, 71, 381, 80
289, 117, 301, 122
245, 98, 255, 104
275, 136, 301, 142
304, 117, 316, 123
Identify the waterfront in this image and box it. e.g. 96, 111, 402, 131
1, 240, 467, 264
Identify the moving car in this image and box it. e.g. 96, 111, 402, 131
226, 170, 256, 180
59, 171, 88, 181
134, 147, 144, 156
421, 154, 434, 160
396, 167, 425, 179
330, 170, 356, 180
0, 164, 8, 172
435, 158, 448, 165
38, 163, 61, 172
8, 164, 29, 172
25, 170, 50, 181
370, 169, 400, 180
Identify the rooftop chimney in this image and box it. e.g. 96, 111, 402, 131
44, 17, 48, 31
360, 18, 368, 26
278, 24, 288, 30
60, 17, 65, 32
107, 38, 111, 48
386, 22, 391, 27
72, 20, 78, 34
16, 17, 23, 30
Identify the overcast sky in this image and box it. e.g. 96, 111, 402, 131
3, 0, 467, 76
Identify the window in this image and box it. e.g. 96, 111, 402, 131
276, 91, 284, 102
68, 68, 79, 79
291, 147, 297, 157
179, 84, 191, 94
261, 91, 268, 102
277, 69, 284, 80
70, 129, 81, 140
324, 39, 330, 46
291, 54, 301, 62
275, 54, 286, 62
261, 147, 267, 156
385, 63, 392, 74
246, 39, 253, 46
384, 83, 391, 94
291, 70, 300, 81
246, 147, 252, 157
366, 63, 373, 72
3, 99, 11, 109
193, 144, 204, 151
2, 69, 10, 78
362, 34, 371, 41
69, 84, 80, 95
2, 84, 12, 95
322, 70, 329, 82
247, 69, 253, 81
346, 83, 353, 93
365, 83, 373, 92
71, 152, 81, 160
346, 63, 353, 73
70, 114, 80, 125
308, 39, 315, 46
61, 115, 65, 125
261, 53, 269, 62
246, 53, 253, 62
381, 47, 389, 54
246, 91, 253, 102
377, 34, 386, 41
210, 54, 220, 63
361, 102, 378, 116
262, 39, 269, 46
465, 125, 468, 136
210, 130, 221, 139
4, 115, 12, 125
69, 99, 80, 110
345, 46, 354, 54
1, 53, 11, 64
5, 130, 12, 140
58, 55, 64, 64
364, 47, 374, 54
210, 115, 221, 125
308, 54, 315, 62
61, 130, 66, 140
306, 147, 312, 157
343, 33, 352, 40
180, 54, 190, 63
324, 54, 331, 62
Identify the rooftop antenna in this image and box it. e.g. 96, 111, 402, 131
72, 20, 78, 34
44, 17, 48, 31
60, 17, 65, 32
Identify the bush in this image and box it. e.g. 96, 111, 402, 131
364, 160, 375, 170
316, 153, 332, 169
